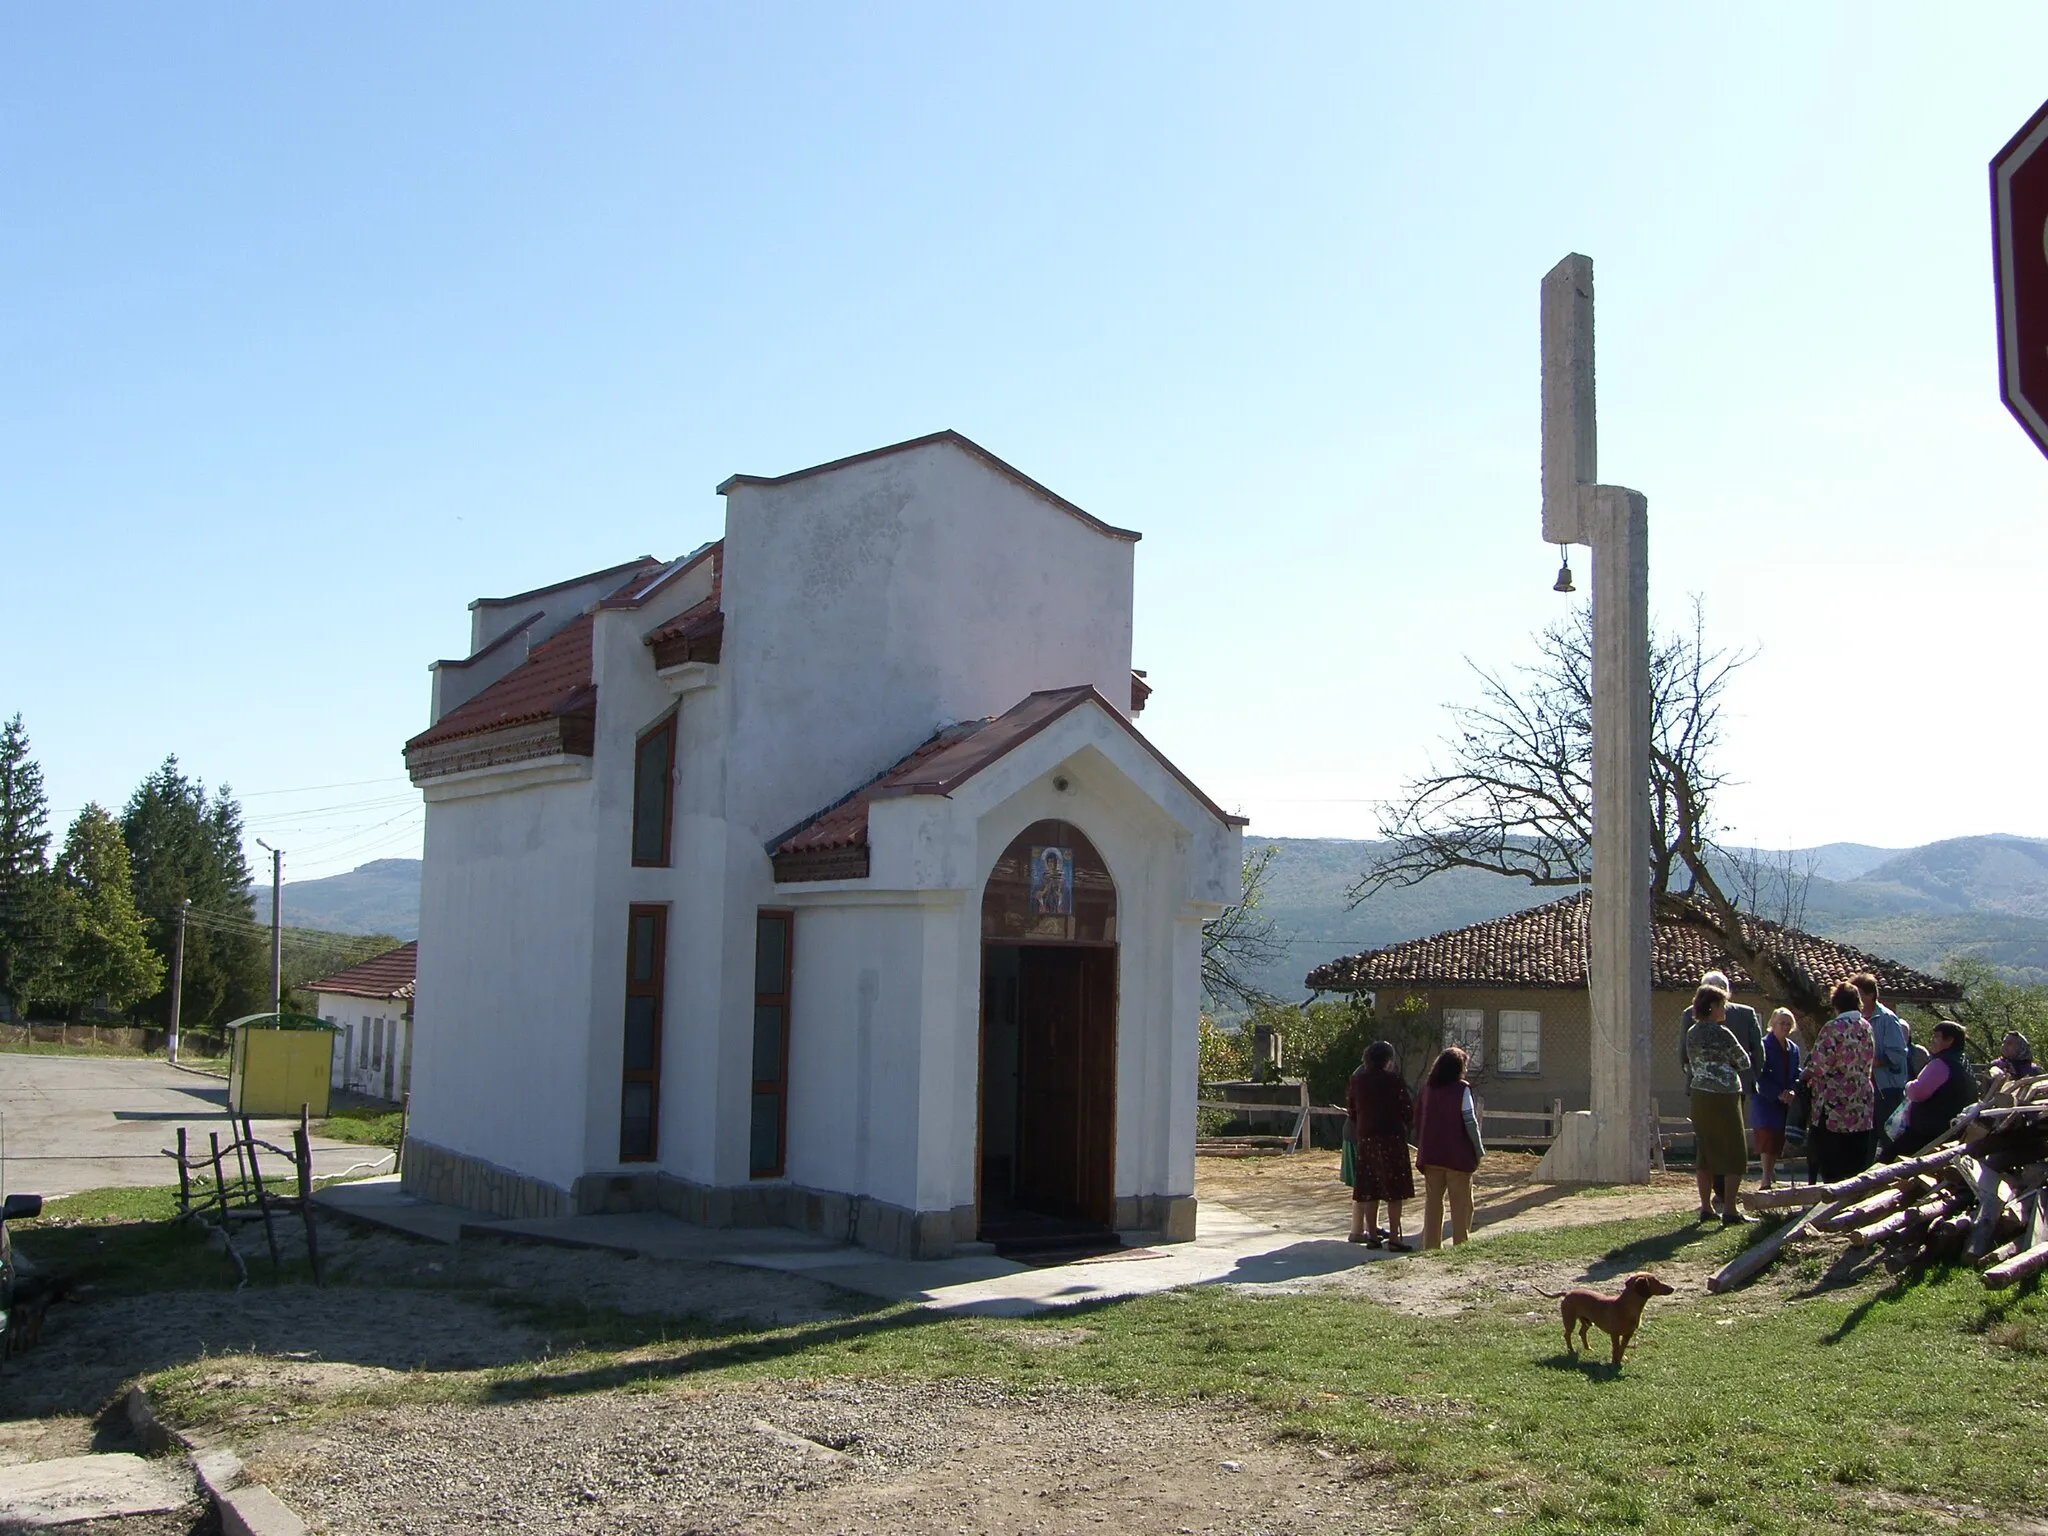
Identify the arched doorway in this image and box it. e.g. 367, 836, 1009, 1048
979, 819, 1118, 1242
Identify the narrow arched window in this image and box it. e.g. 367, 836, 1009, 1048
982, 820, 1116, 944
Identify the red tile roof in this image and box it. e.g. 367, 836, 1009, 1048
717, 430, 1141, 543
770, 685, 1246, 880
406, 613, 599, 752
306, 941, 417, 1001
645, 593, 723, 663
1303, 892, 1960, 1001
408, 559, 678, 756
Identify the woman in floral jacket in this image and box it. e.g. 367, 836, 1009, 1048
1803, 980, 1876, 1183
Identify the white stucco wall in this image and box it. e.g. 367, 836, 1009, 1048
410, 768, 601, 1193
719, 439, 1137, 846
773, 701, 1239, 1225
318, 991, 409, 1101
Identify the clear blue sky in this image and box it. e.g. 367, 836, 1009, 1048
6, 6, 2045, 882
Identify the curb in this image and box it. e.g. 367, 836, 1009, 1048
126, 1385, 310, 1536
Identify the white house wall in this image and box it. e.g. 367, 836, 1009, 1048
720, 439, 1137, 848
411, 775, 599, 1194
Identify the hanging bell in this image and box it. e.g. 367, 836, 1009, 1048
1552, 555, 1576, 594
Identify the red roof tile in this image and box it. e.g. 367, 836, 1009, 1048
1303, 892, 1960, 1002
307, 941, 417, 1001
408, 559, 674, 757
770, 685, 1246, 879
406, 613, 598, 753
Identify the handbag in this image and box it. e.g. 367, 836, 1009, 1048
1785, 1081, 1812, 1144
1339, 1124, 1356, 1187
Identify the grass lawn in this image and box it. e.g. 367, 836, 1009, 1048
126, 1204, 2046, 1535
314, 1100, 405, 1149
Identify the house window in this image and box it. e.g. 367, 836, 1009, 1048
632, 712, 677, 867
1444, 1008, 1486, 1073
359, 1017, 371, 1067
620, 905, 667, 1161
1498, 1010, 1542, 1074
750, 910, 793, 1178
372, 1019, 384, 1069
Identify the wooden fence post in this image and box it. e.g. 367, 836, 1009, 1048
296, 1102, 322, 1287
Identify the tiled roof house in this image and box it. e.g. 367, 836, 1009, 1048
1305, 893, 1959, 1115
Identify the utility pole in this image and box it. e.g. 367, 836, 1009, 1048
167, 898, 190, 1064
256, 840, 283, 1016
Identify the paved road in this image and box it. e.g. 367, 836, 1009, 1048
0, 1054, 394, 1199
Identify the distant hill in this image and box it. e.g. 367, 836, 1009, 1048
256, 858, 421, 939
1244, 834, 2048, 1004
270, 836, 2048, 996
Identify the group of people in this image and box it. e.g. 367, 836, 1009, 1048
1342, 1039, 1485, 1252
1682, 967, 2039, 1217
1338, 970, 2039, 1248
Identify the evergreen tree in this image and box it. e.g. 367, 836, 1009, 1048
52, 804, 163, 1013
121, 757, 265, 1026
0, 713, 62, 1010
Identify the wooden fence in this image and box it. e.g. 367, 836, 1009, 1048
1199, 1082, 1695, 1170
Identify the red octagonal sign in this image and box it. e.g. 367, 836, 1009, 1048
1994, 97, 2048, 460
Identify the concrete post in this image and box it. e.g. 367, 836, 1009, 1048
1535, 253, 1654, 1186
1586, 485, 1653, 1183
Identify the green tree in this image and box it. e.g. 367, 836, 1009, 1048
51, 804, 164, 1013
1202, 845, 1286, 1013
1198, 1013, 1251, 1085
0, 713, 63, 1010
1937, 955, 2048, 1064
121, 757, 265, 1026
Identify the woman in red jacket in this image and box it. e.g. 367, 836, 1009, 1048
1415, 1046, 1485, 1248
1347, 1040, 1416, 1251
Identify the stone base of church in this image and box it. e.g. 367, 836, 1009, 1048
401, 1138, 1195, 1258
1114, 1193, 1198, 1242
401, 1137, 574, 1219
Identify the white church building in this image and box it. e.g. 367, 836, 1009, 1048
401, 431, 1244, 1258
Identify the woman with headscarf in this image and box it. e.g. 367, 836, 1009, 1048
1346, 1040, 1415, 1252
1995, 1031, 2039, 1083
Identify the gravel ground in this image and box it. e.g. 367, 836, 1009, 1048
243, 1376, 1410, 1536
3, 1213, 861, 1421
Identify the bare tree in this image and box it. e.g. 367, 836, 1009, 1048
1350, 601, 1834, 1020
1203, 844, 1286, 1013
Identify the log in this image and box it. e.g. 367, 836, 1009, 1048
1979, 1192, 2041, 1270
1984, 1197, 2048, 1291
1968, 1164, 2017, 1261
1816, 1184, 1913, 1233
1741, 1143, 1967, 1211
1925, 1211, 1973, 1261
1708, 1200, 1841, 1293
1851, 1191, 1961, 1248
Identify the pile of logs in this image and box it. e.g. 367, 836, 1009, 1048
1709, 1071, 2048, 1294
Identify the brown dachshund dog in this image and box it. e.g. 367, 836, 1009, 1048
1534, 1272, 1676, 1366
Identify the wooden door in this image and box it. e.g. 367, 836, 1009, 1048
1014, 947, 1117, 1226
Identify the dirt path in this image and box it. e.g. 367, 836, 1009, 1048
1196, 1147, 1702, 1240
239, 1377, 1406, 1536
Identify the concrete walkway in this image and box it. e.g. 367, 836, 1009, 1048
0, 1054, 395, 1198
0, 1453, 194, 1528
315, 1176, 1386, 1316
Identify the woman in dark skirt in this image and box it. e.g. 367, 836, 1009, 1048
1685, 983, 1753, 1224
1347, 1039, 1416, 1251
